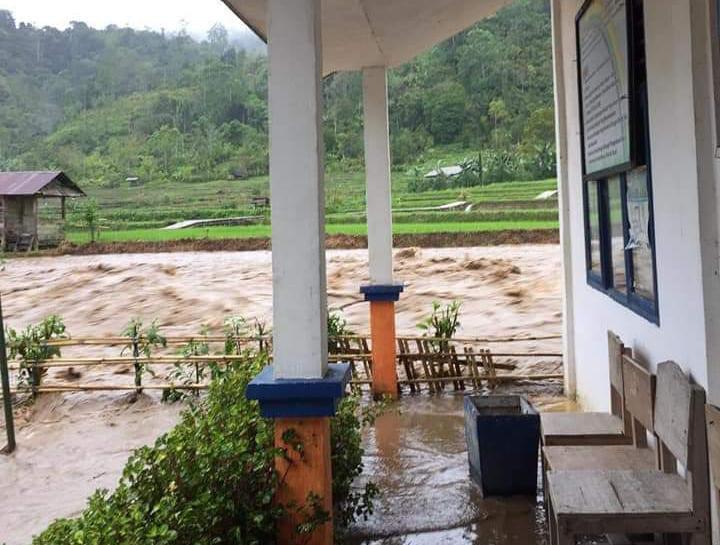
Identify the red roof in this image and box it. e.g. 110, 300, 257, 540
0, 171, 85, 197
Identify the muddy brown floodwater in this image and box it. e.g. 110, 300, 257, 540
0, 245, 564, 545
346, 393, 566, 545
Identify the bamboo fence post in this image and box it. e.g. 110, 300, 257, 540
467, 346, 482, 390
132, 335, 142, 395
397, 339, 414, 394
416, 339, 436, 394
426, 339, 446, 392
482, 349, 497, 389
450, 346, 464, 391
413, 339, 428, 393
0, 296, 16, 454
405, 339, 419, 393
343, 338, 361, 395
358, 337, 371, 381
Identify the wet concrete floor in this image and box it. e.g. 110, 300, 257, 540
346, 387, 573, 545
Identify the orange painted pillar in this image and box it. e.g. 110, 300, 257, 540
275, 418, 333, 545
246, 364, 350, 545
370, 300, 398, 399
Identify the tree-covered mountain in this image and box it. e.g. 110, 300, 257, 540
0, 0, 555, 187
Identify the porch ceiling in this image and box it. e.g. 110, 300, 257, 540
222, 0, 511, 74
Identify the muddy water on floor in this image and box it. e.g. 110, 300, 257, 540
347, 387, 573, 545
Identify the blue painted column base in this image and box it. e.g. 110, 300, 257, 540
246, 363, 351, 418
360, 284, 404, 302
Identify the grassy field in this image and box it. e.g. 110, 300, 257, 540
66, 146, 559, 243
67, 220, 559, 244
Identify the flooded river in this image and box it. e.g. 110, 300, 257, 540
0, 245, 564, 544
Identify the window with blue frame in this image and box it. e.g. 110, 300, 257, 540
578, 0, 658, 323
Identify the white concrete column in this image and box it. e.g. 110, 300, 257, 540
362, 66, 394, 285
268, 0, 328, 379
551, 0, 577, 398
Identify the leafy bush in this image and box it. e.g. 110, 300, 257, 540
32, 355, 376, 545
327, 310, 353, 354
121, 318, 167, 392
163, 326, 212, 402
223, 315, 271, 355
390, 128, 432, 166
5, 315, 68, 390
418, 301, 462, 353
70, 199, 104, 243
332, 395, 381, 530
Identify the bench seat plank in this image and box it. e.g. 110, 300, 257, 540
548, 470, 692, 517
541, 412, 631, 446
544, 445, 655, 471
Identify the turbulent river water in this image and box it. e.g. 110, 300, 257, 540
0, 245, 564, 544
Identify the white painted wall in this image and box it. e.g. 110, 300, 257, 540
267, 0, 328, 379
555, 0, 719, 411
362, 66, 394, 286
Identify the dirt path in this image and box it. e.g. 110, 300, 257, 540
0, 245, 562, 545
26, 229, 559, 257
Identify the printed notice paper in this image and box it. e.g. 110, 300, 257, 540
578, 0, 630, 176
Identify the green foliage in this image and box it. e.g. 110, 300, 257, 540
70, 198, 102, 242
163, 325, 212, 402
5, 315, 67, 390
417, 301, 462, 352
223, 315, 271, 355
1, 0, 554, 192
427, 82, 467, 145
32, 356, 280, 545
121, 318, 167, 390
327, 310, 353, 353
331, 395, 380, 529
390, 128, 432, 166
327, 310, 353, 338
31, 355, 377, 545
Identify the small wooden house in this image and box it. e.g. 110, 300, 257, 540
0, 171, 85, 251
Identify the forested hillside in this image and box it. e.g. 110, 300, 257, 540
0, 0, 554, 188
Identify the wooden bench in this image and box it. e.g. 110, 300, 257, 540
705, 403, 720, 534
541, 331, 633, 446
543, 354, 656, 472
546, 361, 711, 545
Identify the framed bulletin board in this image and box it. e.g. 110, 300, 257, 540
576, 0, 634, 179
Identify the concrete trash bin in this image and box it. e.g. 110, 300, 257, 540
464, 394, 540, 497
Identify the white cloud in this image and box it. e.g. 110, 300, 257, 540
1, 0, 252, 39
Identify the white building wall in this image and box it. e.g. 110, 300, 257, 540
555, 0, 717, 411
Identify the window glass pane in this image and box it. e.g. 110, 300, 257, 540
608, 176, 627, 291
587, 181, 601, 276
626, 167, 655, 301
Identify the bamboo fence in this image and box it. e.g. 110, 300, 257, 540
4, 333, 563, 397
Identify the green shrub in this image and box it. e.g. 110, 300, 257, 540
418, 301, 462, 353
5, 315, 68, 390
327, 310, 353, 353
31, 355, 375, 545
390, 128, 432, 166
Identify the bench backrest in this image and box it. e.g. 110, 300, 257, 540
654, 361, 700, 467
653, 361, 709, 518
608, 331, 627, 417
608, 331, 633, 440
705, 404, 720, 491
621, 354, 655, 445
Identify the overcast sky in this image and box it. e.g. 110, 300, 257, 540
1, 0, 252, 39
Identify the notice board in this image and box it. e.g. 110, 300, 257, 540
577, 0, 633, 178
